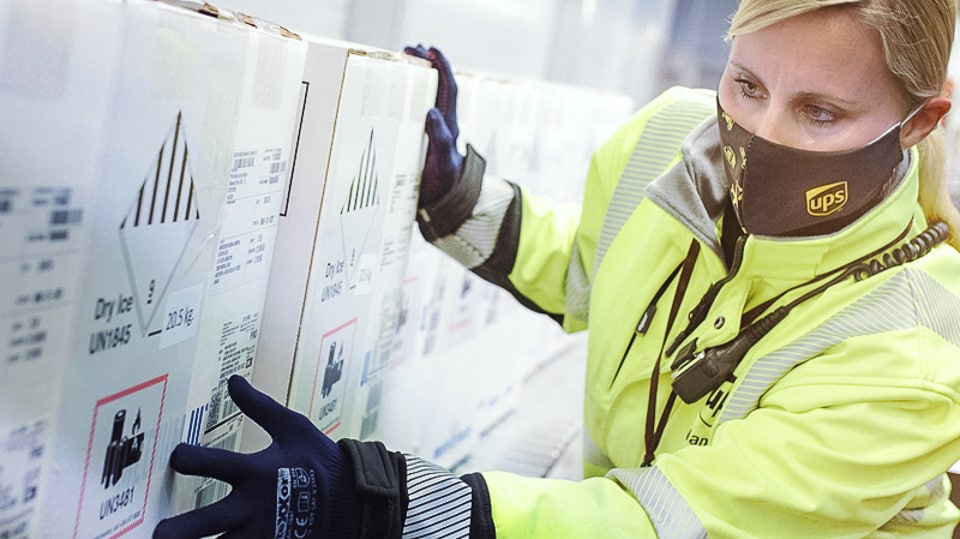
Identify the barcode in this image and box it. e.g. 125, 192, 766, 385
211, 432, 238, 451
232, 150, 257, 172
222, 397, 238, 419
232, 156, 255, 170
206, 393, 221, 429
195, 478, 231, 508
360, 408, 379, 439
194, 432, 238, 508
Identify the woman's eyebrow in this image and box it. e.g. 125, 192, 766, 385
792, 91, 858, 108
729, 61, 859, 107
728, 61, 759, 79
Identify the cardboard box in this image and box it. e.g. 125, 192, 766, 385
0, 1, 306, 536
377, 69, 634, 468
246, 35, 438, 452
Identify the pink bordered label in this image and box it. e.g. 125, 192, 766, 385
73, 375, 168, 539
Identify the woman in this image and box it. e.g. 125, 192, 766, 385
156, 1, 960, 537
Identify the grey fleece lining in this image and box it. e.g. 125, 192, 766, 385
645, 118, 728, 257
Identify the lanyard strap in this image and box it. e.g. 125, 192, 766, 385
642, 239, 700, 467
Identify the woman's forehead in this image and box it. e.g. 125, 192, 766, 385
728, 8, 902, 111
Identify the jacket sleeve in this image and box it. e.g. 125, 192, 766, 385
645, 388, 960, 538
472, 384, 960, 538
416, 87, 708, 331
470, 320, 960, 538
416, 142, 582, 326
390, 357, 957, 539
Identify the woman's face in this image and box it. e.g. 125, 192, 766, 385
718, 7, 908, 152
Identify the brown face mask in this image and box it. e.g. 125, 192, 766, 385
717, 100, 909, 237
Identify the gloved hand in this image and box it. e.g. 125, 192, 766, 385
154, 375, 361, 539
404, 45, 464, 206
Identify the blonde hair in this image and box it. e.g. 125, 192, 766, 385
728, 0, 960, 249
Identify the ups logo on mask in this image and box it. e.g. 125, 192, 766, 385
806, 181, 848, 216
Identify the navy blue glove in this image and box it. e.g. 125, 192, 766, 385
404, 45, 464, 206
154, 375, 361, 539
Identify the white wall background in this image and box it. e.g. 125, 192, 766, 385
213, 0, 736, 106
215, 0, 350, 43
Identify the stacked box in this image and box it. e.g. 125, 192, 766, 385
378, 69, 634, 468
245, 35, 438, 452
0, 1, 306, 536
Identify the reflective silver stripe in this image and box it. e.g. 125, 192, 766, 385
402, 455, 472, 539
433, 176, 514, 269
913, 268, 960, 346
593, 100, 714, 279
720, 269, 960, 424
606, 467, 707, 539
564, 240, 592, 323
582, 427, 615, 471
884, 475, 947, 527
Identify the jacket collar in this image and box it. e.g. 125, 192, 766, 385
645, 116, 922, 286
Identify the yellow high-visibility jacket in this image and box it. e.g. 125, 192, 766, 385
412, 86, 960, 538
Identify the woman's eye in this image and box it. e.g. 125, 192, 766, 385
804, 105, 838, 125
735, 78, 761, 99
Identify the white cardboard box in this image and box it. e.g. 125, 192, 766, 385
379, 69, 634, 468
0, 2, 306, 536
246, 36, 437, 452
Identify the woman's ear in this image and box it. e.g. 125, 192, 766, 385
901, 96, 951, 148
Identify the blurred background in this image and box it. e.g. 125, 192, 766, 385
215, 0, 738, 106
